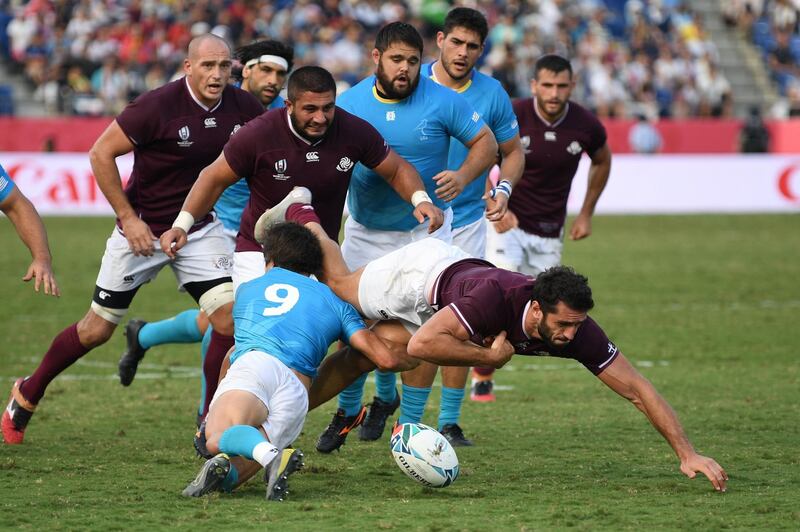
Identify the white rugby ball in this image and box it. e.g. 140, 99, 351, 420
390, 422, 459, 488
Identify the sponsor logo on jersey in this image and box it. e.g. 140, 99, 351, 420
123, 275, 135, 284
379, 309, 389, 320
273, 159, 290, 180
566, 141, 583, 155
511, 119, 519, 130
414, 119, 429, 141
336, 157, 354, 172
306, 151, 319, 162
472, 111, 480, 122
177, 126, 193, 147
204, 117, 217, 128
521, 135, 531, 154
98, 290, 111, 300
544, 131, 556, 142
386, 111, 396, 121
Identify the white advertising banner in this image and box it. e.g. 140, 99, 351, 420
1, 153, 799, 215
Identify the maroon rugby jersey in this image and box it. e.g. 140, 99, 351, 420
116, 78, 263, 236
224, 107, 390, 252
509, 98, 607, 238
432, 259, 619, 374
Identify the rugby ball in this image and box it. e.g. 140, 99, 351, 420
390, 423, 459, 488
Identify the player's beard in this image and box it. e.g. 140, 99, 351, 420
376, 60, 419, 100
537, 318, 570, 350
441, 55, 473, 82
289, 111, 329, 142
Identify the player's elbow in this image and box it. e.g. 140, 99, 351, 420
406, 334, 430, 360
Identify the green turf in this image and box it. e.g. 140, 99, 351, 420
1, 214, 798, 530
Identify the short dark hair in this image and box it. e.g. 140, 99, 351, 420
374, 21, 423, 54
534, 54, 573, 79
262, 222, 323, 278
236, 40, 294, 72
286, 66, 336, 100
443, 7, 489, 44
530, 266, 594, 314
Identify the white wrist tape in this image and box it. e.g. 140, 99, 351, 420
490, 179, 513, 199
172, 211, 195, 233
411, 190, 433, 208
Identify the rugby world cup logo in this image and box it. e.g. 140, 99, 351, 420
177, 126, 193, 147
275, 159, 287, 173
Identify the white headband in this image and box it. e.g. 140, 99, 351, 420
244, 55, 289, 71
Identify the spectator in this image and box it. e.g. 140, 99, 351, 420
740, 106, 771, 153
628, 114, 663, 154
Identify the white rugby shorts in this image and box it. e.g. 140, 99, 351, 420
232, 251, 265, 297
485, 224, 563, 277
210, 350, 308, 451
451, 216, 487, 259
357, 238, 470, 333
341, 207, 454, 270
95, 219, 234, 293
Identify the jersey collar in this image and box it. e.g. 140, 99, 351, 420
372, 84, 404, 104
428, 61, 473, 93
521, 300, 532, 339
185, 77, 222, 112
533, 97, 569, 128
285, 110, 324, 147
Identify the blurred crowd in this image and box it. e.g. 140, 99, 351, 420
0, 0, 736, 119
724, 0, 800, 116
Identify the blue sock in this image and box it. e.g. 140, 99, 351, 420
218, 425, 266, 460
374, 370, 397, 403
338, 372, 368, 417
221, 464, 239, 493
138, 309, 203, 349
399, 384, 431, 425
198, 327, 212, 417
438, 386, 465, 429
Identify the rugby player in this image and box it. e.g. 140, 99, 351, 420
319, 21, 498, 451
2, 34, 264, 445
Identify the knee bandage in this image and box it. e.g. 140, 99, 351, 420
199, 282, 234, 315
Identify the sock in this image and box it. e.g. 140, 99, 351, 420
338, 371, 368, 417
398, 384, 431, 425
286, 203, 321, 226
198, 327, 212, 417
200, 331, 234, 417
374, 370, 397, 403
218, 425, 278, 467
21, 323, 90, 404
473, 366, 495, 378
438, 386, 465, 429
137, 309, 203, 349
221, 464, 239, 492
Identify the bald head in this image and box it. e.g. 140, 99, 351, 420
187, 34, 231, 60
184, 34, 233, 108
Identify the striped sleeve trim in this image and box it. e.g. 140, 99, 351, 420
448, 303, 474, 336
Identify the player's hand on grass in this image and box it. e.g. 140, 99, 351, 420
491, 209, 518, 234
160, 228, 188, 259
569, 213, 592, 240
483, 331, 514, 368
23, 258, 60, 297
433, 170, 466, 202
413, 202, 444, 234
121, 216, 157, 256
680, 453, 728, 492
483, 190, 509, 221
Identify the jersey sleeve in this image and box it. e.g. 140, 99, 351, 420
562, 317, 619, 375
331, 295, 367, 343
0, 165, 16, 203
446, 280, 506, 341
488, 86, 519, 145
351, 114, 390, 169
583, 111, 608, 157
444, 89, 486, 146
223, 117, 261, 178
116, 92, 160, 146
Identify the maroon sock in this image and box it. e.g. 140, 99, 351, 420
473, 366, 495, 378
201, 330, 235, 417
286, 203, 321, 226
21, 323, 91, 404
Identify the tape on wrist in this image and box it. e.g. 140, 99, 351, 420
491, 179, 513, 199
172, 211, 195, 233
411, 190, 433, 208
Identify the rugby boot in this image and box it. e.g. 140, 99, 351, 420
359, 394, 400, 441
193, 419, 213, 459
182, 453, 231, 497
440, 423, 474, 447
265, 448, 305, 501
254, 186, 312, 244
315, 406, 366, 453
470, 379, 496, 402
118, 319, 148, 386
2, 378, 35, 444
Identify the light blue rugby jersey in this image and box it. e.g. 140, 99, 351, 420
422, 63, 519, 228
0, 164, 16, 203
339, 75, 485, 231
214, 95, 283, 231
231, 266, 366, 378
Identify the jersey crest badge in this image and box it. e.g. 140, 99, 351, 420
414, 119, 429, 141
566, 141, 583, 155
336, 157, 354, 172
177, 126, 193, 147
521, 135, 531, 154
231, 124, 242, 136
386, 111, 396, 121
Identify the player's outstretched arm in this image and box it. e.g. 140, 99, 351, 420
597, 353, 728, 492
407, 307, 513, 368
373, 149, 444, 233
484, 134, 525, 221
0, 187, 60, 296
571, 142, 611, 241
434, 125, 497, 201
349, 328, 419, 373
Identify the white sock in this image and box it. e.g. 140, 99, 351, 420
252, 441, 279, 468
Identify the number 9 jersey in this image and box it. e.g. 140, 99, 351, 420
230, 267, 367, 378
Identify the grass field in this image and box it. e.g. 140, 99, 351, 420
1, 214, 798, 530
